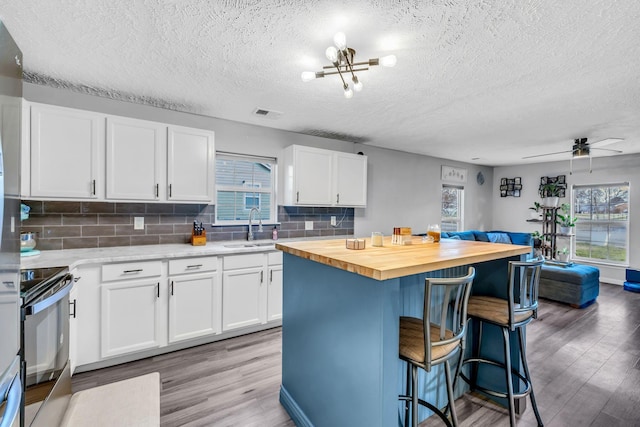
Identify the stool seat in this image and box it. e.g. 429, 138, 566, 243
400, 317, 459, 365
467, 295, 534, 325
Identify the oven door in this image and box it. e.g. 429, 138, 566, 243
22, 275, 73, 427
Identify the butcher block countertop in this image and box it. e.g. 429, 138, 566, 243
275, 236, 531, 281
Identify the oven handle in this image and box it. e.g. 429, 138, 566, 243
25, 274, 74, 316
0, 374, 22, 427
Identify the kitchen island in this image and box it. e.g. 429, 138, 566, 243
275, 236, 531, 427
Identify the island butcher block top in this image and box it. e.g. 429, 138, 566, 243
276, 236, 531, 281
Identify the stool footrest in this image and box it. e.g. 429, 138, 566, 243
398, 394, 453, 427
460, 358, 532, 400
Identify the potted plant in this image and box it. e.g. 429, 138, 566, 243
528, 201, 543, 220
531, 231, 543, 257
556, 203, 577, 234
557, 247, 570, 262
539, 182, 561, 207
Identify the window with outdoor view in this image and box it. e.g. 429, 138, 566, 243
215, 153, 277, 224
441, 185, 464, 232
573, 183, 629, 264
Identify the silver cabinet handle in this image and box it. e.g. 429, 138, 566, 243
3, 281, 15, 289
260, 271, 264, 284
296, 191, 299, 203
169, 184, 172, 198
92, 179, 96, 195
270, 270, 273, 283
156, 283, 160, 298
69, 299, 77, 318
123, 269, 143, 274
337, 193, 340, 204
186, 264, 203, 269
170, 281, 174, 296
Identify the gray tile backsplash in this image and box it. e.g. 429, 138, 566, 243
21, 200, 354, 250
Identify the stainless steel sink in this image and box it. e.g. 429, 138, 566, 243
223, 242, 275, 248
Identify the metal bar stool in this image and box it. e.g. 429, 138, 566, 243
399, 267, 476, 427
460, 257, 544, 426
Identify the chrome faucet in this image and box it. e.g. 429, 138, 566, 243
248, 207, 263, 241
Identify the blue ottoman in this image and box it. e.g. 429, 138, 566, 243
539, 264, 599, 308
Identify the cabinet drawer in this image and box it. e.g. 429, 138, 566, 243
102, 260, 162, 282
224, 253, 264, 270
267, 251, 283, 265
169, 256, 217, 275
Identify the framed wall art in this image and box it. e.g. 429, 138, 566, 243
441, 165, 467, 183
500, 177, 522, 197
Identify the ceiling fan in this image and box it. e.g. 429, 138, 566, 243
522, 137, 624, 174
522, 138, 624, 160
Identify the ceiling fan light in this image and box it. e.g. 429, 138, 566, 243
379, 55, 397, 67
343, 85, 354, 99
301, 71, 317, 82
325, 46, 338, 63
333, 32, 347, 50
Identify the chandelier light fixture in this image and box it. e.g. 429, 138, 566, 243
301, 32, 397, 98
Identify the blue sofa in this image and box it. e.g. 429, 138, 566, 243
440, 230, 533, 248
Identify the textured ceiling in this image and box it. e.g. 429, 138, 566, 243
2, 0, 640, 166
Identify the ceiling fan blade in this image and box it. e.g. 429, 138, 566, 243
589, 138, 624, 147
591, 147, 623, 154
522, 150, 572, 159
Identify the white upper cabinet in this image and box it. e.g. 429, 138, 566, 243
283, 145, 367, 207
30, 104, 103, 199
334, 152, 368, 207
106, 116, 165, 200
167, 126, 215, 202
26, 103, 215, 203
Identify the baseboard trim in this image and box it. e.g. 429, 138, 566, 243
279, 385, 314, 427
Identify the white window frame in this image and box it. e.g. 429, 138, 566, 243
441, 185, 464, 232
572, 182, 630, 266
214, 152, 277, 225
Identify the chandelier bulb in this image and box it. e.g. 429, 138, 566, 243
325, 46, 338, 63
301, 71, 317, 82
379, 55, 397, 67
333, 32, 347, 50
353, 76, 363, 92
344, 85, 354, 99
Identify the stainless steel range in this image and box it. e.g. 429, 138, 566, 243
20, 266, 73, 427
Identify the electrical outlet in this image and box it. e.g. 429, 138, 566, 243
134, 217, 144, 230
305, 221, 313, 230
330, 216, 337, 226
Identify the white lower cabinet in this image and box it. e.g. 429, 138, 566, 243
222, 253, 266, 331
71, 251, 282, 370
168, 257, 221, 343
101, 279, 163, 359
221, 251, 283, 331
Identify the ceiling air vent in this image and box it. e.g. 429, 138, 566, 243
252, 108, 283, 120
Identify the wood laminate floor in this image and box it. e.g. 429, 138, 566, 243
73, 282, 640, 426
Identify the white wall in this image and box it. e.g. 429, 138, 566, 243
492, 154, 640, 284
354, 144, 494, 237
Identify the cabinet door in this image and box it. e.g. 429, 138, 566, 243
30, 104, 102, 198
335, 152, 367, 207
294, 146, 333, 205
222, 267, 265, 331
101, 279, 162, 358
167, 126, 214, 202
106, 117, 165, 200
168, 273, 220, 343
267, 265, 283, 322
